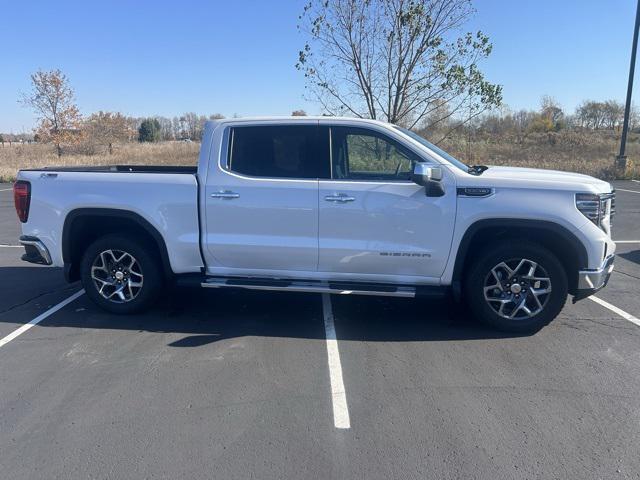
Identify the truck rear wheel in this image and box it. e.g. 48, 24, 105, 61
463, 240, 568, 332
80, 234, 163, 314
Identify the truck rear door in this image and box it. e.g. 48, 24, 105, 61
202, 122, 329, 274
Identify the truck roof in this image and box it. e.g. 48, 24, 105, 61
209, 116, 393, 128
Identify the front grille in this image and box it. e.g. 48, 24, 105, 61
610, 190, 616, 222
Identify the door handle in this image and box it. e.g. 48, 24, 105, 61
211, 190, 240, 199
324, 193, 355, 203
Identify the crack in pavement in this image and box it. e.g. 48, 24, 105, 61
614, 269, 640, 281
562, 317, 639, 331
0, 285, 79, 316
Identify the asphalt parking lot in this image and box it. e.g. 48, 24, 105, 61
1, 181, 639, 479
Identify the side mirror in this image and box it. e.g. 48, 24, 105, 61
412, 164, 445, 197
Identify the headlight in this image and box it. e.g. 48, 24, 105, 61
575, 192, 615, 231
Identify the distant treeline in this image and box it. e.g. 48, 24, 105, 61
0, 112, 227, 152
2, 97, 634, 150
1, 111, 312, 148
422, 96, 636, 143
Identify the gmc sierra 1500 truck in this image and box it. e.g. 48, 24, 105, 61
14, 117, 615, 331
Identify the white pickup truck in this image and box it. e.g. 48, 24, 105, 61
14, 117, 616, 331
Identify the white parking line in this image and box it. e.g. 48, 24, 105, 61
0, 245, 22, 248
589, 296, 640, 327
615, 240, 640, 244
632, 179, 640, 183
321, 293, 351, 429
0, 188, 13, 192
617, 188, 640, 194
0, 290, 84, 349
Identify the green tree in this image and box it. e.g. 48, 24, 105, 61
0, 134, 4, 146
138, 118, 161, 142
297, 0, 502, 131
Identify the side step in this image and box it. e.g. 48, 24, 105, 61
201, 277, 417, 298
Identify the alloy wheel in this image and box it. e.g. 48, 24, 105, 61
90, 249, 144, 303
483, 258, 552, 320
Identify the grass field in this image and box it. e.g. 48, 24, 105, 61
0, 141, 200, 182
440, 130, 640, 180
1, 130, 638, 182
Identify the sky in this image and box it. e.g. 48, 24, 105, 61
0, 0, 638, 132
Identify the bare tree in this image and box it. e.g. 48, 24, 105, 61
292, 109, 308, 116
172, 117, 184, 139
540, 95, 563, 126
576, 101, 606, 129
603, 100, 624, 130
180, 112, 208, 140
155, 116, 175, 141
20, 69, 82, 156
297, 0, 502, 131
630, 103, 640, 131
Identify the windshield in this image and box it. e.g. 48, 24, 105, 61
393, 126, 470, 172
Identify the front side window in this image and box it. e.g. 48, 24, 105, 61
228, 125, 329, 179
331, 127, 421, 181
393, 126, 470, 172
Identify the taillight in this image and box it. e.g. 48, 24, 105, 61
13, 180, 31, 223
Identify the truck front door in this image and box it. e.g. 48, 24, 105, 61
318, 125, 456, 281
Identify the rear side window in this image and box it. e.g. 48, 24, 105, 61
228, 125, 329, 179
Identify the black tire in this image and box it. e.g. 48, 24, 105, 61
463, 240, 568, 332
80, 234, 164, 314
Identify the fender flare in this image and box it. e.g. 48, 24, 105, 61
451, 218, 588, 299
62, 208, 173, 281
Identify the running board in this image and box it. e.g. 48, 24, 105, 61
201, 278, 417, 298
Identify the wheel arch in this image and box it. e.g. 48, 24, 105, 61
62, 208, 173, 282
451, 218, 588, 298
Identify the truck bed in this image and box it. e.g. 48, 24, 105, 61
21, 165, 198, 174
16, 166, 203, 274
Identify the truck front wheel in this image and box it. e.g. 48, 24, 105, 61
80, 234, 163, 314
464, 241, 568, 332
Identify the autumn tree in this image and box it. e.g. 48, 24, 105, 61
85, 111, 131, 154
20, 69, 82, 157
297, 0, 502, 131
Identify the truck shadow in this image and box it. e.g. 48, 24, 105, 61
618, 249, 640, 266
161, 288, 527, 347
0, 266, 531, 346
0, 266, 70, 313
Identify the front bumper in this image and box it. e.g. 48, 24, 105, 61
19, 235, 52, 265
573, 255, 614, 302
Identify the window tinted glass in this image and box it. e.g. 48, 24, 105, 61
331, 127, 421, 181
393, 126, 469, 172
229, 125, 329, 179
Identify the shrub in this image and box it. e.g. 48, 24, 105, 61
138, 118, 161, 142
